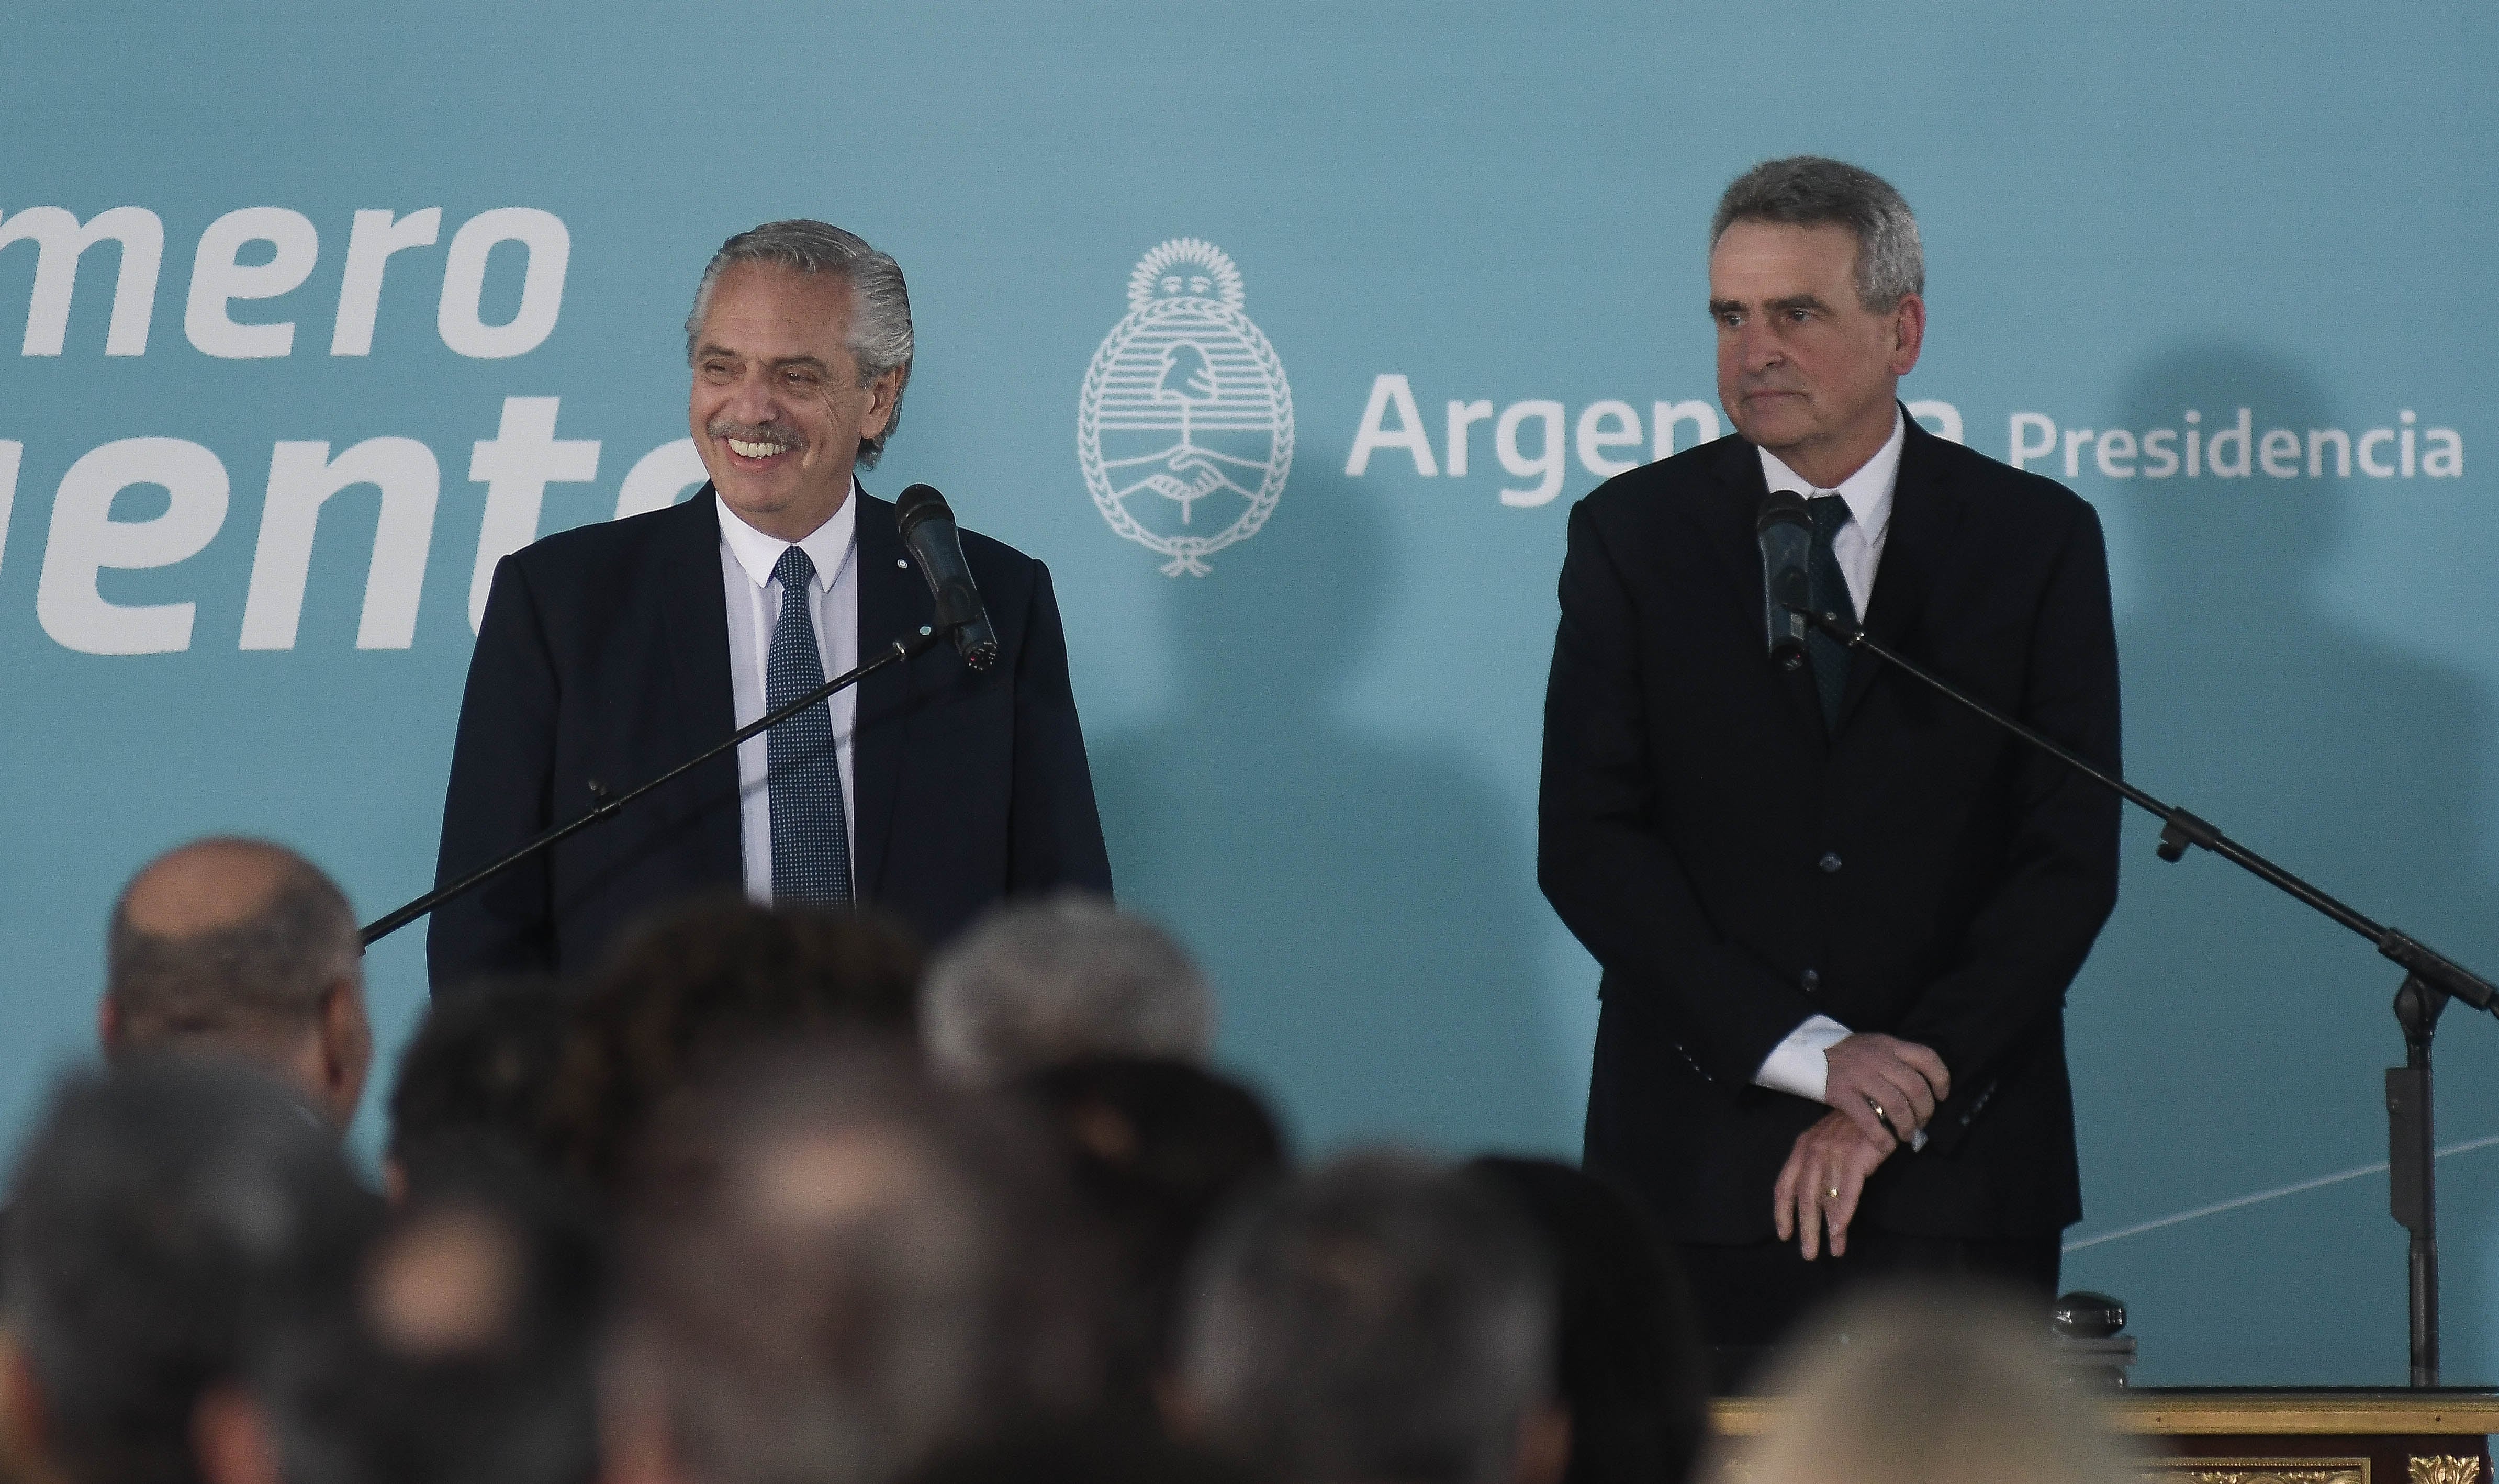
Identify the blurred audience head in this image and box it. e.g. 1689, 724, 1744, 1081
233, 1156, 607, 1484
1465, 1157, 1708, 1484
605, 1044, 1104, 1484
103, 838, 370, 1131
924, 894, 1212, 1084
1736, 1286, 2127, 1484
1016, 1056, 1287, 1407
1179, 1150, 1563, 1484
2, 1058, 376, 1484
545, 896, 924, 1191
386, 976, 575, 1200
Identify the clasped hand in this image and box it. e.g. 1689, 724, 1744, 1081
1772, 1033, 1949, 1259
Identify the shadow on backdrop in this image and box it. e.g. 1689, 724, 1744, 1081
2065, 343, 2497, 1383
1091, 471, 1571, 1155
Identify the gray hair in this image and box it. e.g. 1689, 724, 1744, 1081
921, 894, 1214, 1084
107, 839, 360, 1048
1179, 1150, 1555, 1484
1711, 156, 1924, 313
1736, 1287, 2131, 1484
685, 220, 916, 469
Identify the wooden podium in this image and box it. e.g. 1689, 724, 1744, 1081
1711, 1390, 2499, 1484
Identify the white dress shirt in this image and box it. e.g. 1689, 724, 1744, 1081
718, 485, 860, 902
1750, 409, 1910, 1110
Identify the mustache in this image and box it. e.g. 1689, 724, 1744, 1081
707, 419, 808, 449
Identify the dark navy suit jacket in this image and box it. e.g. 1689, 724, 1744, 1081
1539, 413, 2121, 1243
427, 484, 1111, 992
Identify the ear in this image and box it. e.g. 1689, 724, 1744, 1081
859, 365, 905, 440
1888, 291, 1926, 377
319, 980, 374, 1129
191, 1384, 283, 1484
0, 1332, 51, 1467
96, 995, 122, 1055
1511, 1401, 1573, 1484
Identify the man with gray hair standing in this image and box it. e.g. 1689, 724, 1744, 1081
102, 837, 372, 1132
1538, 158, 2121, 1357
431, 221, 1111, 990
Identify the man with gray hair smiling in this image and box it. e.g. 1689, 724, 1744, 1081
431, 220, 1111, 991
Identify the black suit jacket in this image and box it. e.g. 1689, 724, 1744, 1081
427, 485, 1112, 991
1539, 413, 2121, 1243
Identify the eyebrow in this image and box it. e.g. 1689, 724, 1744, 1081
1709, 294, 1836, 319
692, 346, 833, 374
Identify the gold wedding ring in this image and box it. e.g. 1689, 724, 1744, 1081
1826, 1187, 1841, 1200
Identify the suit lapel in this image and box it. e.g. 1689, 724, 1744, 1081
848, 489, 923, 900
1707, 437, 1830, 748
1836, 412, 1966, 730
655, 486, 743, 878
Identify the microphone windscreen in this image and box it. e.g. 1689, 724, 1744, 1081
895, 482, 950, 538
1756, 488, 1810, 533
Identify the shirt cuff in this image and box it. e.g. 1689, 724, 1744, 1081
1754, 1015, 1853, 1101
1754, 1016, 1929, 1152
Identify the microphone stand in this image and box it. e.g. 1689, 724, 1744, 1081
1789, 603, 2498, 1388
358, 624, 952, 949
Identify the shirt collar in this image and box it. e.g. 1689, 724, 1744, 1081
1756, 404, 1906, 542
716, 480, 861, 592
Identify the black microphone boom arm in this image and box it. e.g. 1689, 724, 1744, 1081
358, 624, 951, 950
1784, 598, 2495, 1387
1785, 602, 2494, 1008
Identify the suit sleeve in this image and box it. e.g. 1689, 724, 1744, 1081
426, 555, 561, 994
1005, 560, 1114, 898
1894, 501, 2122, 1155
1538, 500, 1823, 1084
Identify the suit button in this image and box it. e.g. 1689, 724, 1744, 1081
1801, 969, 1820, 992
1818, 851, 1843, 873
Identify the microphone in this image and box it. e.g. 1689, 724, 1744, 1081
894, 484, 1000, 671
1756, 490, 1812, 671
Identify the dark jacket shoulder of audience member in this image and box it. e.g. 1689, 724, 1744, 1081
902, 1422, 1252, 1484
539, 895, 924, 1192
1467, 1157, 1710, 1484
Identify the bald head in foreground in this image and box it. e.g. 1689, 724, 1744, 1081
103, 838, 372, 1130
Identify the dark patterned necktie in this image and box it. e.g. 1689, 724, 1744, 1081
1805, 494, 1857, 733
767, 546, 851, 904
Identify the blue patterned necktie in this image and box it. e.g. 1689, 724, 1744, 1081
1805, 494, 1857, 733
767, 545, 851, 904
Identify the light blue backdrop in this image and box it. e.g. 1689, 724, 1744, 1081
4, 0, 2495, 1385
